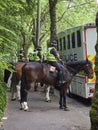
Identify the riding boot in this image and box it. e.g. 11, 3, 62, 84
57, 71, 66, 87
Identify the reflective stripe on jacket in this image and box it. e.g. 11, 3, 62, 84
28, 53, 35, 61
46, 47, 57, 62
34, 51, 40, 61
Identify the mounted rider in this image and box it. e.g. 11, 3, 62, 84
28, 49, 36, 62
46, 40, 66, 86
28, 46, 42, 62
18, 49, 25, 62
35, 46, 43, 62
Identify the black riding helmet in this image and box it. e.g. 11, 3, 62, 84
36, 46, 42, 51
20, 49, 24, 53
51, 40, 57, 47
34, 49, 36, 52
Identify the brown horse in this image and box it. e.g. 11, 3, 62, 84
20, 59, 94, 111
4, 62, 44, 100
4, 62, 25, 100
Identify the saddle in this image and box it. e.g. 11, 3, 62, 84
44, 63, 57, 73
45, 63, 62, 73
44, 63, 66, 87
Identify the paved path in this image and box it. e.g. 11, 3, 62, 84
1, 88, 91, 130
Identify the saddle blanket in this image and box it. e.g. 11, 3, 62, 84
50, 66, 56, 72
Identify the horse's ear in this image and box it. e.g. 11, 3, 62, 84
86, 58, 88, 62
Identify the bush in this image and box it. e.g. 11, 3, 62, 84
0, 72, 7, 121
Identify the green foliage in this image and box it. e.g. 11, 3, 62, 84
57, 0, 98, 32
0, 72, 7, 121
90, 91, 98, 129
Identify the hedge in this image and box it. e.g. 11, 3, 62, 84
0, 72, 7, 121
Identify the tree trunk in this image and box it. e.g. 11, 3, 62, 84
49, 0, 58, 42
90, 12, 98, 130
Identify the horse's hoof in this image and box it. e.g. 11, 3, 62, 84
34, 89, 37, 92
59, 106, 63, 109
20, 108, 24, 110
63, 106, 68, 108
64, 108, 69, 111
17, 97, 21, 101
45, 99, 51, 102
24, 109, 28, 111
24, 106, 29, 111
11, 98, 16, 101
20, 107, 28, 111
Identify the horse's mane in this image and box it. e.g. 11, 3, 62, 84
66, 60, 91, 67
9, 61, 24, 67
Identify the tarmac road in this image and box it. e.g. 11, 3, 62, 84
1, 88, 91, 130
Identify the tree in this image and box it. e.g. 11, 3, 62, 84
49, 0, 58, 42
90, 12, 98, 130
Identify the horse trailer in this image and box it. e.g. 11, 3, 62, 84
57, 23, 96, 99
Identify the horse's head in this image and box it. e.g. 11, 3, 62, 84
84, 60, 94, 79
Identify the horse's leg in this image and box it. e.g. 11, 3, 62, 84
34, 83, 41, 92
16, 81, 21, 101
34, 83, 38, 91
20, 88, 28, 111
63, 89, 67, 110
63, 85, 69, 111
7, 73, 12, 90
59, 89, 63, 109
20, 72, 28, 111
45, 86, 51, 102
11, 73, 21, 101
50, 86, 54, 95
11, 88, 16, 101
5, 71, 16, 101
10, 73, 17, 101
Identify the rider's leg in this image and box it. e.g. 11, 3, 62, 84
51, 62, 66, 86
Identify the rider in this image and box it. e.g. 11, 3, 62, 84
46, 40, 66, 86
18, 49, 25, 62
28, 46, 42, 62
35, 46, 43, 62
28, 49, 36, 62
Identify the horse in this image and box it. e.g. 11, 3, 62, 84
4, 62, 25, 100
20, 59, 94, 111
4, 62, 47, 100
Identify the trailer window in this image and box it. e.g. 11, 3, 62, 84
72, 32, 75, 48
63, 36, 66, 50
60, 38, 63, 50
77, 30, 81, 47
67, 35, 70, 49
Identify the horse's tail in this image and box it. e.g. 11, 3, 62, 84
20, 64, 28, 103
4, 69, 11, 83
10, 72, 18, 92
4, 62, 16, 83
21, 64, 27, 89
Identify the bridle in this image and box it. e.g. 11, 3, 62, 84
84, 63, 93, 79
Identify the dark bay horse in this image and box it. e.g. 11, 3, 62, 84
20, 59, 93, 111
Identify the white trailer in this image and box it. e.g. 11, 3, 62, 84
57, 23, 96, 99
